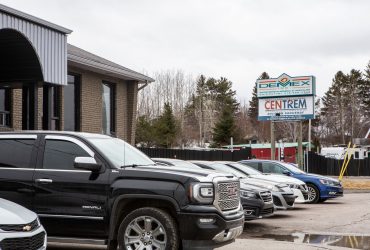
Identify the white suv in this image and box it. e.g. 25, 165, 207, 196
0, 198, 46, 250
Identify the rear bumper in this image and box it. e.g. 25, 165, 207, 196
178, 211, 244, 250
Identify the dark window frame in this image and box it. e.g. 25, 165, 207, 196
65, 73, 81, 131
41, 139, 91, 170
0, 88, 11, 127
102, 81, 116, 136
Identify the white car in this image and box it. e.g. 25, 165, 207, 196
0, 198, 47, 250
225, 162, 309, 203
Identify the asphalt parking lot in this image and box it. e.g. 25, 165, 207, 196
48, 192, 370, 250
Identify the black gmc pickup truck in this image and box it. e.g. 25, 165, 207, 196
0, 131, 244, 250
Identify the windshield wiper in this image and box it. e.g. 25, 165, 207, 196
120, 164, 139, 168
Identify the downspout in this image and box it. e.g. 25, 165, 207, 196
138, 80, 149, 91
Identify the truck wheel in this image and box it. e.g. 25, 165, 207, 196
307, 184, 320, 204
117, 207, 179, 250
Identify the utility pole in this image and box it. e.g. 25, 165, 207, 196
271, 121, 275, 160
308, 119, 312, 151
297, 121, 303, 168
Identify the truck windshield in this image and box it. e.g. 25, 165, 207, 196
88, 138, 154, 168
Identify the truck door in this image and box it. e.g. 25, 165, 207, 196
33, 135, 110, 238
0, 135, 38, 210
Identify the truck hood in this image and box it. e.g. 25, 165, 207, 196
121, 164, 236, 183
0, 198, 37, 225
250, 174, 305, 185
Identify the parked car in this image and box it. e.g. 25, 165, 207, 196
0, 131, 244, 250
226, 161, 309, 203
190, 160, 293, 210
240, 159, 344, 203
195, 161, 298, 210
0, 198, 46, 250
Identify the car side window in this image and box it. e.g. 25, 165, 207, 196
0, 139, 35, 168
262, 162, 285, 174
43, 139, 91, 170
245, 162, 258, 169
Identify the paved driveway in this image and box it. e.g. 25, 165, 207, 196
48, 193, 370, 250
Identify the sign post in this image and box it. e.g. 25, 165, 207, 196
256, 73, 315, 168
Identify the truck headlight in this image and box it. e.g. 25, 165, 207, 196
190, 183, 214, 204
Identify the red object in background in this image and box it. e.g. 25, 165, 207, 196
251, 147, 296, 163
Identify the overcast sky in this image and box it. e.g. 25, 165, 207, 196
1, 0, 370, 102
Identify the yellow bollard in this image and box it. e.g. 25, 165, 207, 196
339, 144, 356, 181
339, 142, 351, 180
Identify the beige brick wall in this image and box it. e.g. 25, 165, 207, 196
37, 87, 43, 130
69, 67, 138, 144
12, 89, 22, 130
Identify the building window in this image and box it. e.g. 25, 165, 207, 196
0, 89, 11, 127
102, 82, 115, 135
42, 86, 60, 130
64, 74, 81, 131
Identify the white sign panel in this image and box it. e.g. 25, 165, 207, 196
257, 73, 315, 98
258, 96, 315, 121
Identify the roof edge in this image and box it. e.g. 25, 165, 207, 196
0, 4, 72, 34
68, 54, 154, 83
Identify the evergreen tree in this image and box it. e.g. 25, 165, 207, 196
361, 62, 370, 119
154, 103, 178, 148
248, 72, 269, 121
211, 107, 235, 147
135, 115, 155, 146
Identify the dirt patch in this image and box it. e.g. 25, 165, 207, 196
341, 179, 370, 190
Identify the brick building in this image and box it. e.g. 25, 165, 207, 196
0, 4, 153, 144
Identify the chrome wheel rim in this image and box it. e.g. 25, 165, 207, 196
124, 216, 167, 250
307, 186, 317, 202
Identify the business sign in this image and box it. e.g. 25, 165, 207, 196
257, 73, 315, 98
258, 96, 315, 121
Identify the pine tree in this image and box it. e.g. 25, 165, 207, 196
361, 62, 370, 119
211, 107, 235, 147
248, 72, 269, 121
154, 103, 178, 148
135, 115, 155, 146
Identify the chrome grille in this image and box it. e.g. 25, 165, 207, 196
259, 191, 272, 202
216, 181, 240, 211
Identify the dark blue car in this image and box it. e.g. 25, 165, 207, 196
239, 160, 343, 203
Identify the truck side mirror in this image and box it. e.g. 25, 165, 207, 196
74, 157, 102, 172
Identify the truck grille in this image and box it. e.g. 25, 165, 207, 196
0, 219, 39, 232
259, 191, 272, 202
216, 181, 240, 211
0, 231, 45, 250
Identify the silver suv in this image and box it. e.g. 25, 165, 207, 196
0, 198, 46, 250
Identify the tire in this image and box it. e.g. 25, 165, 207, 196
117, 207, 179, 250
307, 184, 320, 204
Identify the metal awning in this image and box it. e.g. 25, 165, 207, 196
0, 4, 72, 85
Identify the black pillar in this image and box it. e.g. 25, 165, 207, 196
22, 84, 38, 130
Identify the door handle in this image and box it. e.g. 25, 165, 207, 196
35, 178, 53, 184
